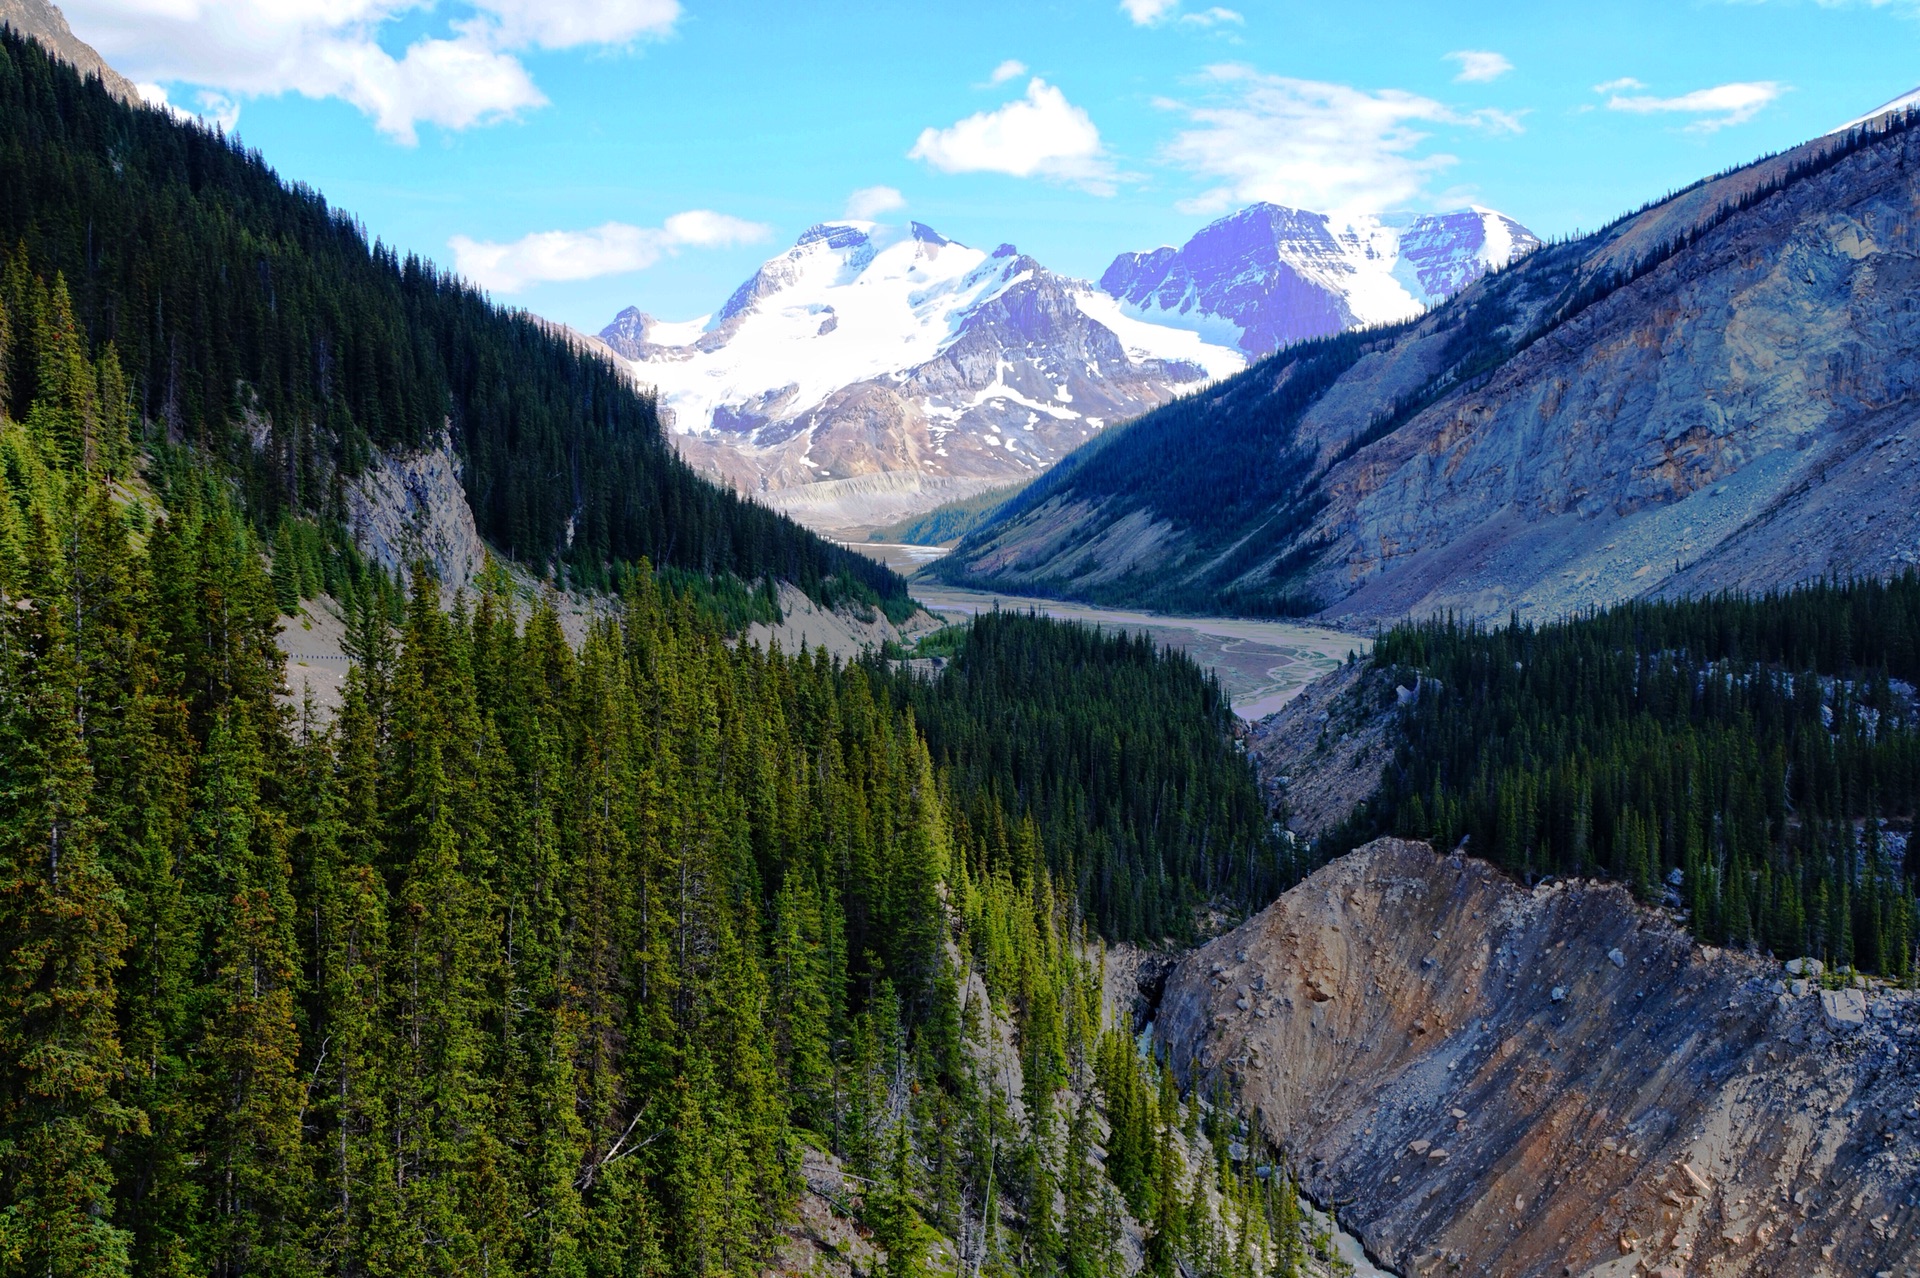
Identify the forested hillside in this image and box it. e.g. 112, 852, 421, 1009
869, 485, 1023, 547
1336, 581, 1920, 976
0, 242, 1334, 1274
882, 612, 1295, 943
0, 28, 902, 609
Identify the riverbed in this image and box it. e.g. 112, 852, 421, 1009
908, 583, 1368, 721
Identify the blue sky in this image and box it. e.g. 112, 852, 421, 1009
62, 0, 1920, 332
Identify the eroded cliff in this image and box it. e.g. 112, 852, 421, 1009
1158, 839, 1920, 1278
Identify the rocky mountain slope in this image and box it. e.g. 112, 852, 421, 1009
0, 0, 137, 102
1100, 204, 1539, 359
1156, 838, 1920, 1278
933, 111, 1920, 623
606, 221, 1244, 533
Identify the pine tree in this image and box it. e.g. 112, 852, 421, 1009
0, 503, 133, 1277
873, 1119, 929, 1278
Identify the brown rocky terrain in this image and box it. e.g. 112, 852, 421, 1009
935, 113, 1920, 625
1156, 839, 1920, 1278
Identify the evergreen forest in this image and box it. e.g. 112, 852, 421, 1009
881, 613, 1297, 944
0, 224, 1331, 1275
1342, 583, 1920, 977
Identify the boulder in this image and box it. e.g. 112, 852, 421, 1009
1821, 987, 1867, 1029
1680, 1163, 1712, 1197
1609, 948, 1627, 969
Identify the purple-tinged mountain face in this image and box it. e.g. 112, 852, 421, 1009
1100, 203, 1541, 358
1100, 205, 1353, 356
1398, 208, 1540, 298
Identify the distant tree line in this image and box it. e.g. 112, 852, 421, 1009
869, 483, 1025, 547
880, 611, 1299, 944
1335, 581, 1920, 977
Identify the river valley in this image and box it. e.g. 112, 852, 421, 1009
910, 581, 1367, 720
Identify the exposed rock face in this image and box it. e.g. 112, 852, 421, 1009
0, 0, 138, 103
1157, 839, 1920, 1278
940, 119, 1920, 623
344, 436, 489, 593
1100, 204, 1538, 358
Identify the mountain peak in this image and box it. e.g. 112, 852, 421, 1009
795, 221, 875, 249
1101, 201, 1539, 356
604, 210, 1244, 531
1832, 85, 1920, 134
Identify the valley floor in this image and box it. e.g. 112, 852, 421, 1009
911, 585, 1367, 720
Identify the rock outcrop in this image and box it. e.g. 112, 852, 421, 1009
1158, 839, 1920, 1278
344, 436, 489, 593
1240, 660, 1397, 842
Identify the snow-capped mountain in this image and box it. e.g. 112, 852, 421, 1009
603, 220, 1244, 532
1099, 204, 1540, 358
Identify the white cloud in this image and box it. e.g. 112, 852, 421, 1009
1593, 77, 1646, 94
60, 0, 677, 144
1181, 6, 1244, 25
1122, 0, 1241, 25
909, 78, 1116, 194
1163, 65, 1522, 217
138, 82, 241, 132
470, 0, 680, 49
327, 32, 547, 143
1602, 80, 1785, 131
844, 185, 907, 219
986, 59, 1027, 86
1447, 50, 1512, 84
451, 211, 770, 293
658, 210, 771, 247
